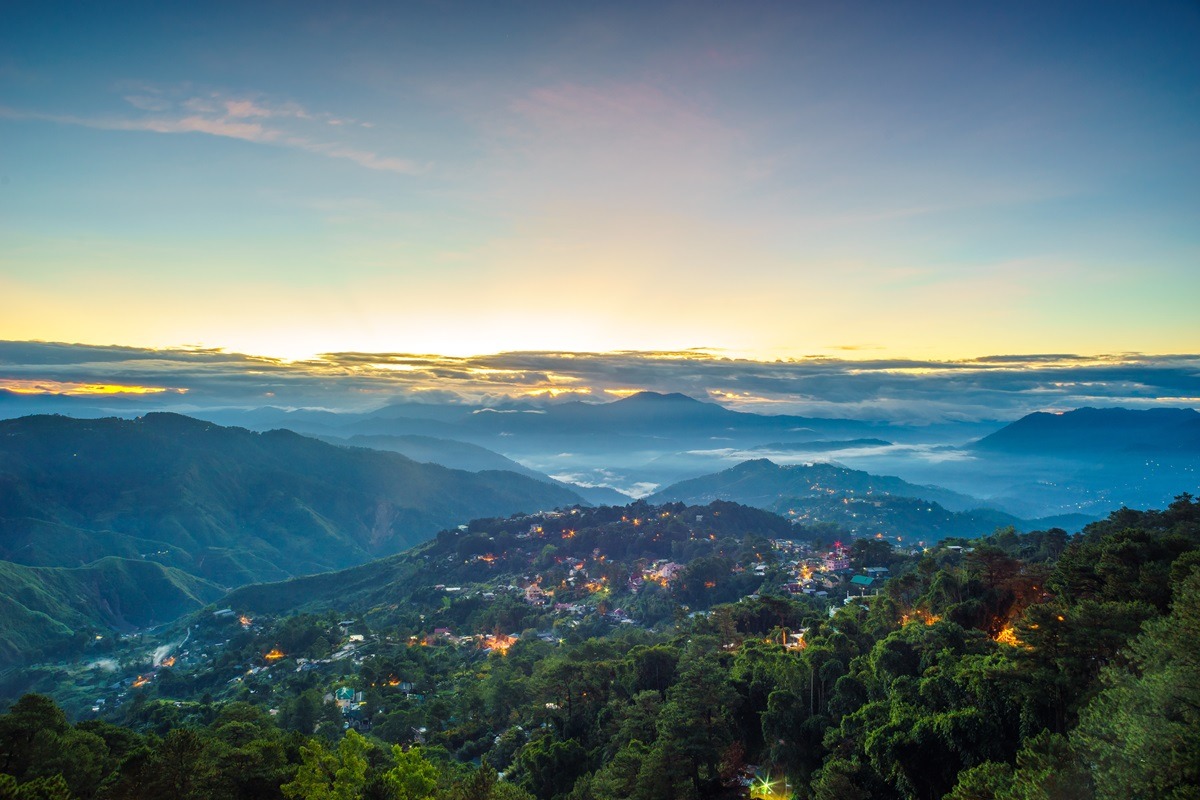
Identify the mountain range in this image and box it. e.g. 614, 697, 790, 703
0, 402, 1195, 667
314, 433, 630, 505
0, 557, 223, 665
0, 413, 583, 587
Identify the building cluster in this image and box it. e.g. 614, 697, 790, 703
770, 539, 889, 600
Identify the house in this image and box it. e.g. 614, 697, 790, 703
823, 554, 850, 571
850, 575, 875, 588
424, 628, 456, 645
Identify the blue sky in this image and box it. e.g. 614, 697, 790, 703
1, 1, 1198, 372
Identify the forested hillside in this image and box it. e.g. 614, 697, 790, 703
0, 413, 583, 587
0, 496, 1196, 799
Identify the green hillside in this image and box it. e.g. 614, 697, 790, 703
649, 458, 980, 511
0, 557, 223, 666
222, 500, 800, 621
0, 413, 584, 586
5, 498, 1197, 800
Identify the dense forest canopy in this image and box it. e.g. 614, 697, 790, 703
0, 496, 1197, 800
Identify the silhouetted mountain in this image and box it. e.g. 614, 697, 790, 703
0, 414, 584, 587
218, 392, 883, 447
974, 407, 1200, 455
320, 433, 630, 505
649, 458, 981, 511
322, 433, 549, 476
649, 460, 1094, 540
465, 391, 872, 437
768, 494, 1093, 540
180, 395, 1005, 501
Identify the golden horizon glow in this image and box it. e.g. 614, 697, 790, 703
522, 387, 593, 398
0, 379, 186, 396
0, 339, 1195, 425
1, 332, 1195, 373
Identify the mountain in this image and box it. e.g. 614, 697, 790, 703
768, 494, 1093, 541
648, 459, 1101, 540
328, 433, 545, 474
320, 433, 630, 505
455, 391, 880, 439
180, 394, 1007, 500
197, 392, 885, 449
649, 458, 981, 511
222, 499, 799, 617
974, 407, 1200, 456
0, 557, 223, 666
0, 414, 584, 587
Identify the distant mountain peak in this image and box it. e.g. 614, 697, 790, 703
975, 406, 1200, 455
729, 457, 780, 470
650, 457, 981, 513
137, 411, 216, 428
613, 391, 703, 404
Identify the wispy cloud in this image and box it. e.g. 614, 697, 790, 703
0, 86, 423, 174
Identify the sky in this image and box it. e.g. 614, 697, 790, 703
1, 1, 1198, 413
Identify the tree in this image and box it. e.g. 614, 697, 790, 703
946, 732, 1092, 800
624, 645, 678, 696
283, 731, 371, 800
589, 741, 648, 800
656, 655, 738, 794
513, 735, 587, 800
1072, 569, 1200, 799
452, 761, 497, 800
382, 746, 439, 800
0, 774, 73, 800
0, 696, 69, 779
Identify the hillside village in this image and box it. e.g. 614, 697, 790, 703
6, 497, 1195, 800
18, 501, 925, 726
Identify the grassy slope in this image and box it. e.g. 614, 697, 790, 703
220, 551, 420, 615
0, 557, 224, 666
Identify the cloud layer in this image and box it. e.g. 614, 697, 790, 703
1, 341, 1196, 424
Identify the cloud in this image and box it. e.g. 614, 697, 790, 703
222, 98, 272, 119
0, 341, 1198, 425
0, 87, 421, 174
0, 105, 276, 143
291, 140, 424, 174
